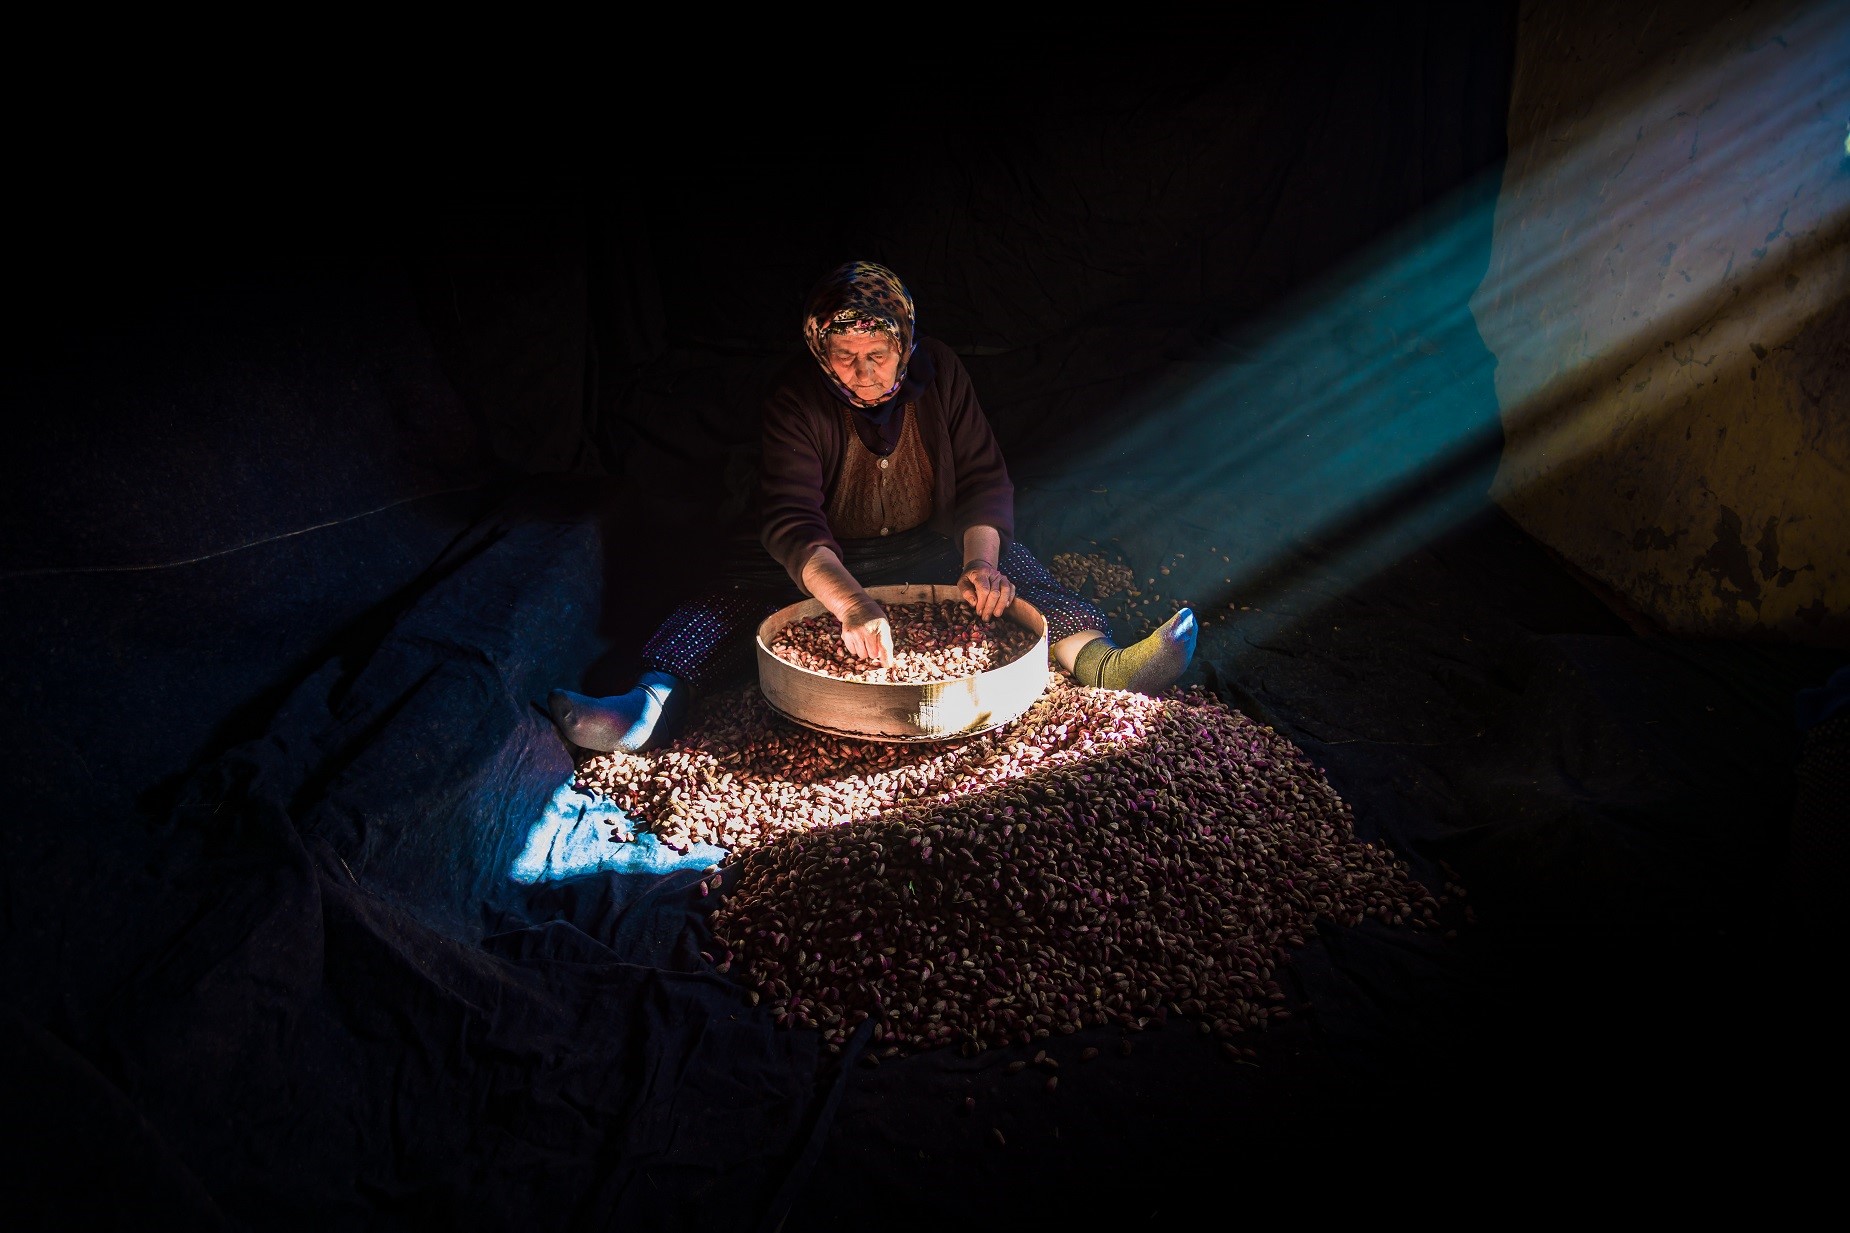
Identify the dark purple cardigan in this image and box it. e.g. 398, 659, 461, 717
759, 337, 1016, 591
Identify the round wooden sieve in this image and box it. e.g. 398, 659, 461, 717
755, 584, 1049, 742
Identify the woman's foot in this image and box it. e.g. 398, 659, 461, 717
1071, 609, 1197, 693
547, 670, 686, 753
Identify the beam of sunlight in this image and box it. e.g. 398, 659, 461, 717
1477, 2, 1849, 488
1026, 2, 1848, 606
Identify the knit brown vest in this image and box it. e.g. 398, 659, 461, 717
825, 402, 936, 539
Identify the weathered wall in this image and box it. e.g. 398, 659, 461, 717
1472, 0, 1849, 643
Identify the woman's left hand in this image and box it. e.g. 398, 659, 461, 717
959, 562, 1017, 620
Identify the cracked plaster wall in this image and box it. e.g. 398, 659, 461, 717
1472, 0, 1849, 643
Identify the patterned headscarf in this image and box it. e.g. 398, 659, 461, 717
802, 261, 917, 410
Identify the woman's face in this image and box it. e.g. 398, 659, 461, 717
825, 330, 902, 403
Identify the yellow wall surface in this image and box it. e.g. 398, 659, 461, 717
1472, 0, 1849, 643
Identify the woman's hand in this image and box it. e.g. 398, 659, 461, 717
802, 546, 894, 665
840, 597, 896, 666
959, 562, 1017, 620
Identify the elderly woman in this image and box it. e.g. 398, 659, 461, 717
549, 261, 1195, 753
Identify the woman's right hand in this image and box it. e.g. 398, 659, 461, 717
840, 598, 896, 667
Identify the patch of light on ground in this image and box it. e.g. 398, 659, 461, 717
511, 776, 726, 884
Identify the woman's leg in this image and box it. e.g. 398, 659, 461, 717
1001, 541, 1114, 646
549, 587, 784, 753
1051, 628, 1110, 673
1003, 542, 1196, 693
550, 528, 798, 753
635, 588, 786, 691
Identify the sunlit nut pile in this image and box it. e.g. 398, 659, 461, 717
768, 599, 1038, 683
1051, 552, 1135, 600
575, 678, 1445, 1055
577, 678, 1119, 854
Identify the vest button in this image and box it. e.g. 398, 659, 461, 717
879, 457, 890, 469
880, 527, 890, 536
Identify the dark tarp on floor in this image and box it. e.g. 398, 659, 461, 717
4, 11, 1842, 1229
